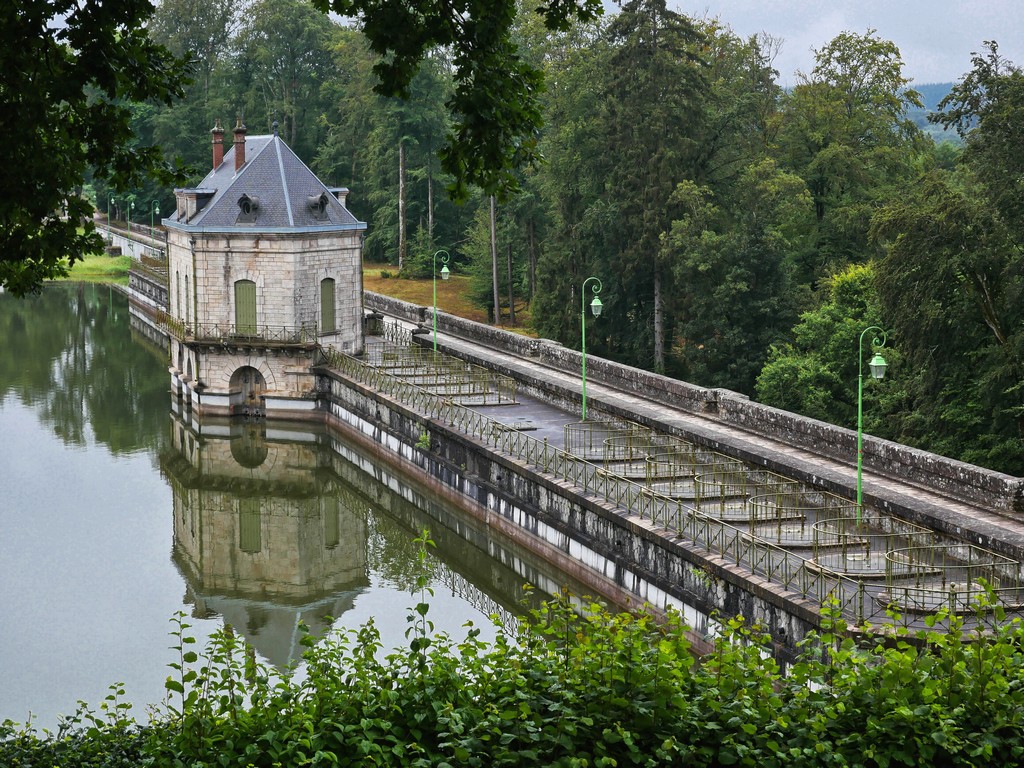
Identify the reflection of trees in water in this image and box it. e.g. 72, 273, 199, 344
0, 284, 169, 454
363, 509, 438, 593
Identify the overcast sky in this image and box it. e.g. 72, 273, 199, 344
665, 0, 1024, 85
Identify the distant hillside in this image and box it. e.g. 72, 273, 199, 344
907, 82, 961, 144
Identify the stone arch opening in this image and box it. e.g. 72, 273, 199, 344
229, 365, 267, 417
231, 422, 268, 469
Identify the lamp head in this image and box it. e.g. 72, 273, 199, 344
440, 265, 450, 280
869, 352, 887, 380
590, 295, 603, 317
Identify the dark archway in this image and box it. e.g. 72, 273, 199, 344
229, 365, 266, 417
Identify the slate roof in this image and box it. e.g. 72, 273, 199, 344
167, 134, 365, 232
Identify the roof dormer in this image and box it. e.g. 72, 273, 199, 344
174, 188, 217, 222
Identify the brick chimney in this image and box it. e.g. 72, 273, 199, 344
211, 119, 225, 169
233, 115, 247, 172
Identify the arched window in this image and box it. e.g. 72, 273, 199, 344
320, 277, 336, 334
234, 279, 256, 335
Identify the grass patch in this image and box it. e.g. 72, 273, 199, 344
363, 262, 536, 334
55, 253, 132, 285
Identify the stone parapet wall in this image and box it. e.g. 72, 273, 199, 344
128, 270, 168, 310
364, 291, 424, 325
714, 394, 1024, 514
534, 334, 716, 415
364, 291, 1024, 516
104, 224, 165, 260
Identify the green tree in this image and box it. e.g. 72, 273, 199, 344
935, 41, 1024, 242
234, 0, 340, 159
312, 0, 603, 201
668, 160, 811, 393
871, 170, 1024, 472
755, 262, 890, 431
776, 29, 925, 281
536, 0, 707, 372
312, 27, 385, 221
864, 44, 1024, 473
359, 54, 463, 267
148, 0, 236, 104
145, 0, 237, 178
0, 0, 188, 295
531, 12, 609, 347
693, 23, 783, 194
456, 192, 532, 322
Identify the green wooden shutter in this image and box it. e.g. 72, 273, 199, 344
235, 280, 256, 335
320, 278, 336, 334
239, 498, 261, 553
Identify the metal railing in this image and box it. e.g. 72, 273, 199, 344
749, 485, 848, 548
564, 420, 641, 460
360, 340, 517, 405
157, 313, 317, 344
810, 514, 933, 578
319, 338, 1024, 630
319, 343, 882, 625
883, 544, 1024, 614
378, 321, 414, 346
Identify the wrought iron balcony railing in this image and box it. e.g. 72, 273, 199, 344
158, 312, 316, 344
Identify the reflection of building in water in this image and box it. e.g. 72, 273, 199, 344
161, 411, 368, 667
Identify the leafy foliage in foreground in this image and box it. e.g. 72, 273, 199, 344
4, 596, 1024, 767
0, 0, 188, 296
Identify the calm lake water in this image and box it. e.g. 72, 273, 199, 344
0, 285, 571, 730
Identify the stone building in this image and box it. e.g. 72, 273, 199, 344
165, 118, 366, 418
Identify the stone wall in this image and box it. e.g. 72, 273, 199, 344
296, 239, 364, 354
365, 291, 423, 325
104, 225, 164, 261
128, 270, 168, 312
364, 292, 1024, 516
713, 394, 1024, 514
167, 230, 362, 351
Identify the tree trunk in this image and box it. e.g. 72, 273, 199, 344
427, 153, 434, 243
528, 219, 537, 301
490, 196, 500, 325
653, 267, 665, 373
507, 243, 516, 325
398, 140, 406, 270
289, 89, 297, 147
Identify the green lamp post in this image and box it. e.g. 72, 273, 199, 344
580, 276, 603, 421
856, 326, 888, 523
150, 200, 160, 238
432, 249, 451, 351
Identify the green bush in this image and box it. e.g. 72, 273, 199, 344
5, 588, 1024, 767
